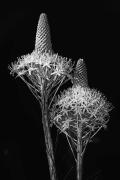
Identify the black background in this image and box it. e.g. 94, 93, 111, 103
0, 1, 119, 180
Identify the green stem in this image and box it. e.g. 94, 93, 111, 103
41, 96, 57, 180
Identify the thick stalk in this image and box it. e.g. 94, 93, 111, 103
41, 97, 57, 180
76, 115, 83, 180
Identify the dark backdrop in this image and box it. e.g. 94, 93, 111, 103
0, 2, 119, 180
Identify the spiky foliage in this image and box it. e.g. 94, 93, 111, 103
50, 85, 113, 158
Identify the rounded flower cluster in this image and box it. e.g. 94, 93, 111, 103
50, 85, 113, 143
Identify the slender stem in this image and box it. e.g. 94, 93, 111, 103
48, 76, 65, 109
76, 114, 83, 180
41, 96, 57, 180
82, 131, 92, 157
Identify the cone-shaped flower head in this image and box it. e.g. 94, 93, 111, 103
35, 13, 52, 54
73, 59, 88, 87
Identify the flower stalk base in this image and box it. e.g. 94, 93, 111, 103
41, 97, 57, 180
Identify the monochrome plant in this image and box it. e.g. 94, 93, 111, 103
50, 84, 113, 180
8, 13, 113, 180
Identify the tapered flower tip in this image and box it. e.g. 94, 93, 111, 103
73, 58, 88, 87
35, 13, 53, 54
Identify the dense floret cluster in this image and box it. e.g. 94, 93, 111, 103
9, 50, 73, 93
50, 85, 112, 146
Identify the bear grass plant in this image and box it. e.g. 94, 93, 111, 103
8, 48, 73, 180
8, 13, 113, 180
49, 84, 113, 180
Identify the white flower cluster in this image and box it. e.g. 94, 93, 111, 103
9, 50, 72, 83
54, 86, 104, 114
50, 85, 112, 140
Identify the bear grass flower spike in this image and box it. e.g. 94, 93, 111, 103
8, 12, 113, 180
8, 13, 73, 102
8, 13, 74, 180
50, 85, 113, 180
